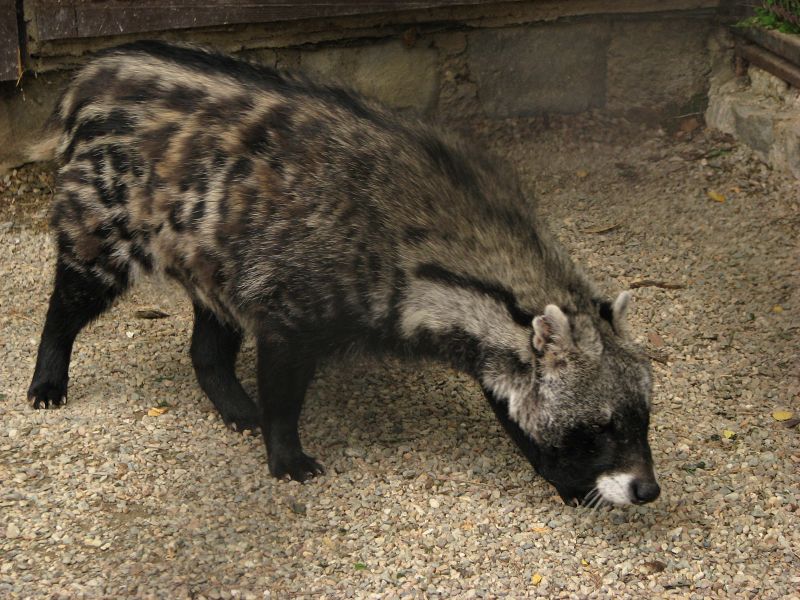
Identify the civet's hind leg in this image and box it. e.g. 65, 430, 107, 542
256, 338, 323, 482
29, 259, 128, 408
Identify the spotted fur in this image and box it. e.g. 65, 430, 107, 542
29, 41, 659, 505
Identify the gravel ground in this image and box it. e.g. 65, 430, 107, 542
1, 115, 798, 599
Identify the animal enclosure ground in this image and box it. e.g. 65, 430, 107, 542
1, 114, 798, 598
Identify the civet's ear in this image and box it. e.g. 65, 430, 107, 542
532, 304, 571, 353
612, 291, 632, 337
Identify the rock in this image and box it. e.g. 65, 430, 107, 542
749, 67, 789, 101
733, 103, 775, 157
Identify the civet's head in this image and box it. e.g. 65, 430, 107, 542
484, 292, 660, 507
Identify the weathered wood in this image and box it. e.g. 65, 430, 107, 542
0, 0, 19, 81
735, 26, 800, 68
31, 0, 511, 41
737, 39, 800, 88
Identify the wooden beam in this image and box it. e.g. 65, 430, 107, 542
737, 39, 800, 89
31, 0, 514, 41
735, 26, 800, 68
0, 0, 19, 81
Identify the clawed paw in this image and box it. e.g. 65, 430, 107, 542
216, 401, 260, 433
269, 451, 325, 483
224, 414, 261, 433
28, 381, 67, 409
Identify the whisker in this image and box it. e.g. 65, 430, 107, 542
594, 492, 610, 511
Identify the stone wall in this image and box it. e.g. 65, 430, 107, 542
243, 14, 713, 120
706, 29, 800, 179
0, 5, 717, 172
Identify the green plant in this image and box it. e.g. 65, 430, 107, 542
738, 0, 800, 34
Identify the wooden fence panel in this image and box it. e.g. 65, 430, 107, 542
31, 0, 502, 41
0, 0, 19, 81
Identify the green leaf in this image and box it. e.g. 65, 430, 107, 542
736, 3, 800, 34
705, 148, 732, 159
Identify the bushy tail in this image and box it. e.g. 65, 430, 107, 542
25, 90, 67, 164
26, 129, 61, 163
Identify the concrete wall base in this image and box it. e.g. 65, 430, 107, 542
1, 6, 716, 173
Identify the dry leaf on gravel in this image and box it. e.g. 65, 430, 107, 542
679, 116, 701, 134
772, 411, 794, 422
531, 526, 550, 534
147, 407, 168, 417
707, 190, 726, 202
648, 332, 665, 348
641, 560, 667, 574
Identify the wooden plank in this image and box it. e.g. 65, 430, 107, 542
735, 26, 800, 68
737, 39, 800, 88
34, 3, 79, 40
32, 0, 509, 41
0, 0, 19, 81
